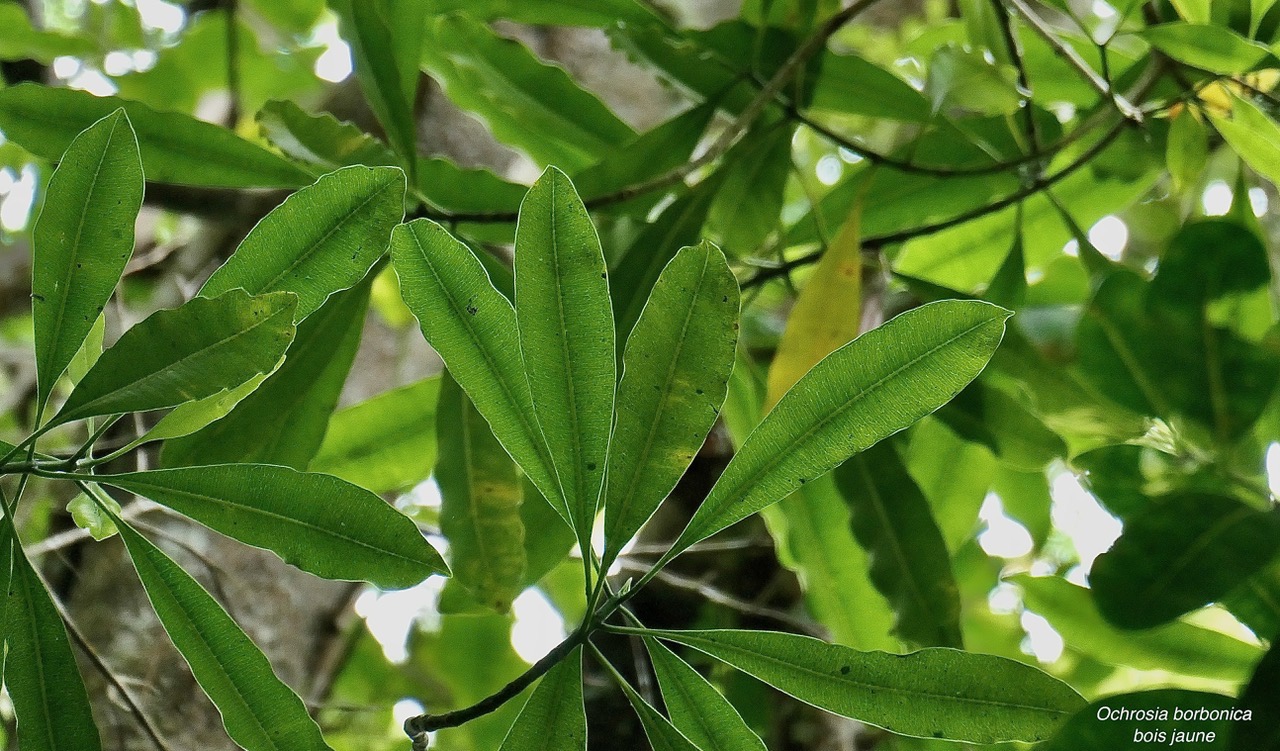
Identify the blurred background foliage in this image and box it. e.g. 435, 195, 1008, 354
1, 0, 1279, 749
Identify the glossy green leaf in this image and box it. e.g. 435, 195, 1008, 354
91, 464, 447, 588
311, 377, 441, 494
2, 521, 101, 751
52, 290, 298, 426
1209, 94, 1280, 188
200, 166, 404, 321
660, 300, 1011, 562
709, 124, 792, 254
108, 514, 333, 751
162, 280, 369, 469
644, 638, 767, 751
1231, 641, 1279, 751
642, 628, 1084, 743
257, 99, 397, 173
420, 14, 635, 172
438, 375, 527, 613
1091, 493, 1280, 629
603, 243, 739, 567
0, 84, 311, 188
1041, 690, 1234, 750
496, 647, 586, 751
833, 441, 963, 648
32, 109, 142, 413
1142, 23, 1272, 74
327, 0, 422, 163
390, 219, 564, 520
515, 167, 616, 544
1013, 575, 1262, 682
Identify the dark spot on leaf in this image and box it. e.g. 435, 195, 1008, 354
722, 296, 728, 302
695, 388, 704, 395
587, 462, 596, 471
466, 304, 478, 315
840, 665, 851, 675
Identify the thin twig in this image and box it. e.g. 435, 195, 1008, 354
1005, 0, 1143, 122
413, 0, 892, 225
989, 0, 1041, 153
35, 568, 175, 751
743, 60, 1167, 290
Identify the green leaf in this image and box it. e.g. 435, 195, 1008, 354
641, 628, 1084, 743
92, 464, 447, 588
52, 290, 298, 426
1167, 110, 1209, 192
1209, 94, 1280, 188
610, 665, 701, 751
1013, 575, 1262, 682
200, 166, 405, 321
496, 647, 586, 751
933, 382, 1067, 471
1141, 22, 1273, 74
32, 108, 143, 413
108, 514, 333, 751
709, 124, 793, 254
1232, 642, 1279, 751
0, 4, 95, 62
129, 369, 275, 449
257, 100, 397, 173
0, 84, 311, 188
515, 167, 616, 544
244, 0, 324, 32
764, 477, 898, 650
1041, 690, 1234, 750
162, 280, 369, 469
833, 441, 963, 648
925, 46, 1022, 116
660, 300, 1011, 562
603, 242, 739, 567
311, 378, 441, 494
420, 14, 636, 172
68, 489, 120, 541
2, 522, 102, 751
644, 638, 767, 751
609, 179, 722, 346
390, 219, 564, 520
570, 103, 715, 211
327, 0, 422, 164
438, 374, 527, 613
421, 0, 654, 25
808, 51, 934, 122
1090, 492, 1280, 629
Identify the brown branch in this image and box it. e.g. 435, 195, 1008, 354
413, 0, 893, 225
